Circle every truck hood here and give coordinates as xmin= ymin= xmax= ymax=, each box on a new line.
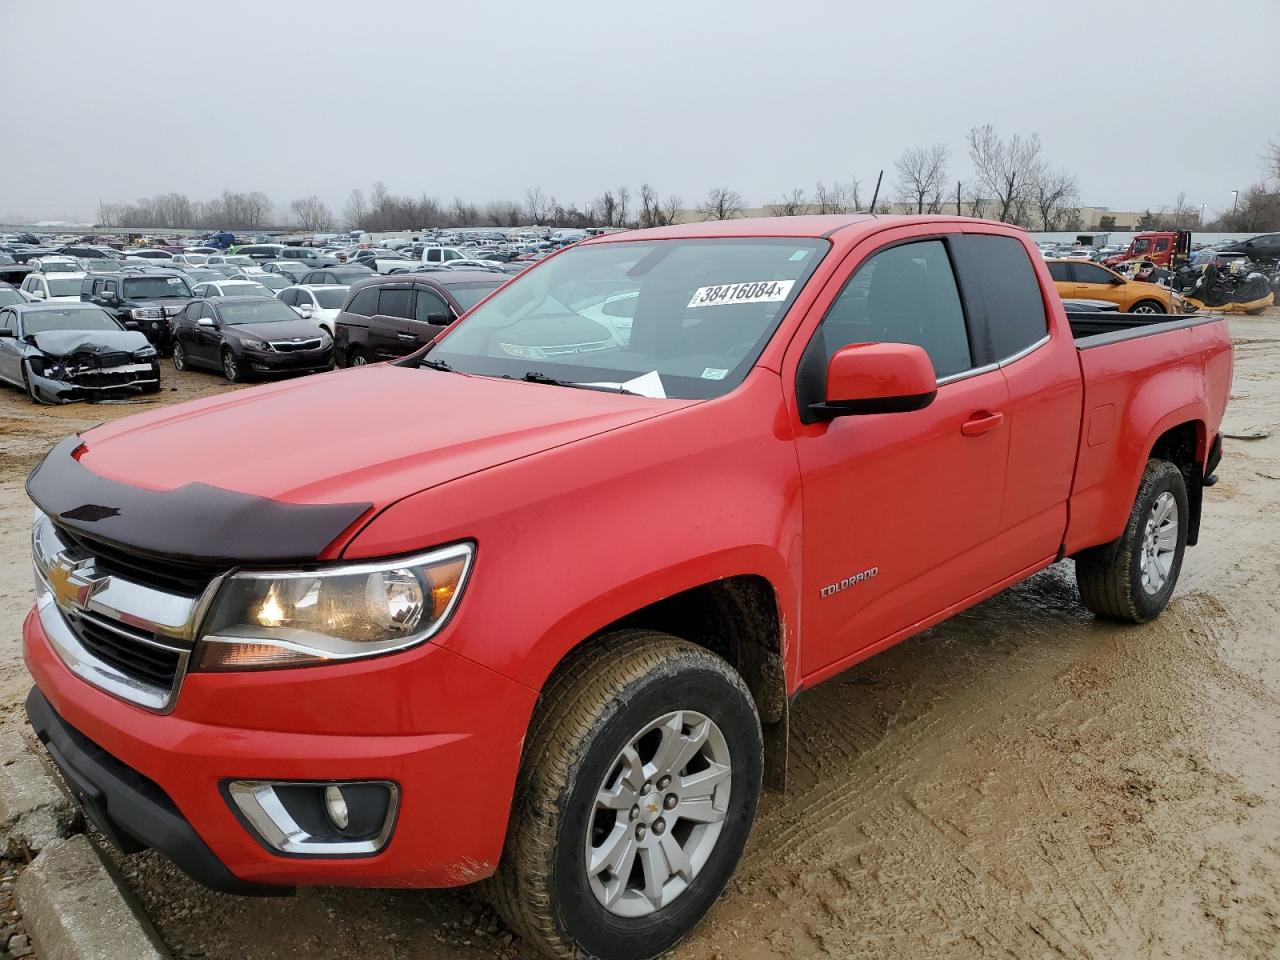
xmin=77 ymin=364 xmax=690 ymax=509
xmin=30 ymin=329 xmax=150 ymax=356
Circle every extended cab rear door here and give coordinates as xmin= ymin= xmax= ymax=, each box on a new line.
xmin=950 ymin=230 xmax=1083 ymax=572
xmin=789 ymin=226 xmax=1011 ymax=678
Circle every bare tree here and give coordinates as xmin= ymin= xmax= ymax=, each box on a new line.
xmin=697 ymin=187 xmax=745 ymax=222
xmin=813 ymin=179 xmax=852 ymax=214
xmin=967 ymin=124 xmax=1043 ymax=224
xmin=639 ymin=183 xmax=662 ymax=227
xmin=342 ymin=189 xmax=367 ymax=229
xmin=1033 ymin=168 xmax=1079 ymax=231
xmin=894 ymin=144 xmax=949 ymax=215
xmin=524 ymin=187 xmax=549 ymax=224
xmin=766 ymin=188 xmax=807 ymax=217
xmin=290 ymin=195 xmax=334 ymax=232
xmin=660 ymin=193 xmax=682 ymax=226
xmin=1267 ymin=140 xmax=1280 ymax=184
xmin=616 ymin=186 xmax=631 ymax=228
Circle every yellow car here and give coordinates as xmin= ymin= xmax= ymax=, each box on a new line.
xmin=1045 ymin=259 xmax=1177 ymax=314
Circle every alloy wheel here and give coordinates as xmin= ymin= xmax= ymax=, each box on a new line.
xmin=585 ymin=710 xmax=732 ymax=918
xmin=1139 ymin=491 xmax=1178 ymax=594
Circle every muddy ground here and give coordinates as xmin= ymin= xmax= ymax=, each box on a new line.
xmin=0 ymin=318 xmax=1277 ymax=960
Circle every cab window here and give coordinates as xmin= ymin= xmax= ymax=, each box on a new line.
xmin=813 ymin=239 xmax=972 ymax=380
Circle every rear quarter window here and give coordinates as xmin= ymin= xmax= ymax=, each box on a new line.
xmin=951 ymin=234 xmax=1048 ymax=364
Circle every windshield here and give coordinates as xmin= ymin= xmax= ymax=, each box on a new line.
xmin=23 ymin=308 xmax=120 ymax=334
xmin=0 ymin=288 xmax=23 ymax=307
xmin=314 ymin=289 xmax=348 ymax=309
xmin=124 ymin=276 xmax=192 ymax=299
xmin=39 ymin=263 xmax=80 ymax=274
xmin=224 ymin=256 xmax=254 ymax=265
xmin=448 ymin=281 xmax=502 ymax=312
xmin=255 ymin=275 xmax=289 ymax=290
xmin=47 ymin=278 xmax=84 ymax=296
xmin=1130 ymin=238 xmax=1152 ymax=254
xmin=430 ymin=238 xmax=827 ymax=399
xmin=220 ymin=300 xmax=299 ymax=325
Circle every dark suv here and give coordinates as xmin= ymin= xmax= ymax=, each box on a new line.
xmin=334 ymin=271 xmax=503 ymax=366
xmin=80 ymin=271 xmax=194 ymax=351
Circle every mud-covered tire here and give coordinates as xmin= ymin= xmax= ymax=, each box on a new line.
xmin=1075 ymin=459 xmax=1188 ymax=623
xmin=490 ymin=630 xmax=762 ymax=960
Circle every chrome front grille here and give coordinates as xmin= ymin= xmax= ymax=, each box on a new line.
xmin=268 ymin=338 xmax=323 ymax=353
xmin=32 ymin=515 xmax=221 ymax=713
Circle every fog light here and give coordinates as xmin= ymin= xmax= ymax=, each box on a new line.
xmin=324 ymin=785 xmax=350 ymax=830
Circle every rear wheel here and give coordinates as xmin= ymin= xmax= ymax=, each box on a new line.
xmin=491 ymin=631 xmax=762 ymax=960
xmin=1129 ymin=300 xmax=1166 ymax=314
xmin=347 ymin=346 xmax=369 ymax=367
xmin=1075 ymin=459 xmax=1188 ymax=622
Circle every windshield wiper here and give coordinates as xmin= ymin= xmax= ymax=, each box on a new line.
xmin=518 ymin=371 xmax=638 ymax=395
xmin=420 ymin=357 xmax=452 ymax=372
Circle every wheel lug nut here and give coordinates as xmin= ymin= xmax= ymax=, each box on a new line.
xmin=664 ymin=794 xmax=677 ymax=810
xmin=653 ymin=819 xmax=665 ymax=835
xmin=641 ymin=780 xmax=652 ymax=795
xmin=635 ymin=823 xmax=647 ymax=840
xmin=629 ymin=805 xmax=639 ymax=820
xmin=657 ymin=775 xmax=671 ymax=789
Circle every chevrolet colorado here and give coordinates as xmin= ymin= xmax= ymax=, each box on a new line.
xmin=22 ymin=215 xmax=1231 ymax=960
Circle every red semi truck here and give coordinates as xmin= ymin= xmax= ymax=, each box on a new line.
xmin=1104 ymin=229 xmax=1192 ymax=269
xmin=23 ymin=215 xmax=1231 ymax=960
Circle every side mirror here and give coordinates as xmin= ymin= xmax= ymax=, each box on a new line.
xmin=28 ymin=290 xmax=45 ymax=300
xmin=197 ymin=317 xmax=215 ymax=327
xmin=297 ymin=303 xmax=314 ymax=317
xmin=426 ymin=312 xmax=450 ymax=325
xmin=811 ymin=342 xmax=937 ymax=419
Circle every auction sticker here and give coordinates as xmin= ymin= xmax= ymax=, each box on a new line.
xmin=687 ymin=279 xmax=795 ymax=309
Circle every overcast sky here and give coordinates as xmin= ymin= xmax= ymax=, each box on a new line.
xmin=3 ymin=0 xmax=1277 ymax=224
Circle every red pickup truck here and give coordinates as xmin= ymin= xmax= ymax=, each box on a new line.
xmin=22 ymin=215 xmax=1231 ymax=960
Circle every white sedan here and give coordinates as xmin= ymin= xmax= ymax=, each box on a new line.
xmin=278 ymin=284 xmax=349 ymax=336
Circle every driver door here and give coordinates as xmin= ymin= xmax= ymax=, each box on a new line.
xmin=791 ymin=232 xmax=1011 ymax=678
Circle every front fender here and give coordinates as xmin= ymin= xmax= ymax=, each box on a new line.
xmin=343 ymin=371 xmax=804 ymax=694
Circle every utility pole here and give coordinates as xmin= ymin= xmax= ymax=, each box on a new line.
xmin=956 ymin=181 xmax=962 ymax=216
xmin=1231 ymin=190 xmax=1239 ymax=214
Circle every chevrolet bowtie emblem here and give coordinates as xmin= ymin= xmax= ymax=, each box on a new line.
xmin=47 ymin=555 xmax=104 ymax=612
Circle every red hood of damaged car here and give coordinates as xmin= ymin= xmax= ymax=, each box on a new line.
xmin=76 ymin=365 xmax=689 ymax=507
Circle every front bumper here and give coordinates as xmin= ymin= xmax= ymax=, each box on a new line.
xmin=28 ymin=361 xmax=161 ymax=404
xmin=23 ymin=606 xmax=536 ymax=891
xmin=242 ymin=346 xmax=334 ymax=375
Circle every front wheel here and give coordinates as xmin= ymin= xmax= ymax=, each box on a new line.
xmin=1129 ymin=300 xmax=1166 ymax=314
xmin=221 ymin=348 xmax=245 ymax=383
xmin=172 ymin=340 xmax=188 ymax=371
xmin=491 ymin=631 xmax=762 ymax=960
xmin=1075 ymin=459 xmax=1188 ymax=622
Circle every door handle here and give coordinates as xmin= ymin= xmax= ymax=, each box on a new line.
xmin=397 ymin=333 xmax=417 ymax=341
xmin=961 ymin=410 xmax=1004 ymax=437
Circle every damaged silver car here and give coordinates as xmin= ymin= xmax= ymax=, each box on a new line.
xmin=0 ymin=302 xmax=160 ymax=404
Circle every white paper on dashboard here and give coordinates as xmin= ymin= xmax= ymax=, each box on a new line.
xmin=580 ymin=370 xmax=667 ymax=399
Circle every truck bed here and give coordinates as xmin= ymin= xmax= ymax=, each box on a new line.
xmin=1068 ymin=311 xmax=1221 ymax=348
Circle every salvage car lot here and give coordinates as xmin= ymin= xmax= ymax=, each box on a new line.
xmin=1 ymin=309 xmax=1278 ymax=959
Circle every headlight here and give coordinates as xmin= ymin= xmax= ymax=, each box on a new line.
xmin=130 ymin=307 xmax=163 ymax=319
xmin=192 ymin=543 xmax=473 ymax=671
xmin=239 ymin=337 xmax=268 ymax=351
xmin=319 ymin=332 xmax=333 ymax=347
xmin=133 ymin=346 xmax=158 ymax=359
